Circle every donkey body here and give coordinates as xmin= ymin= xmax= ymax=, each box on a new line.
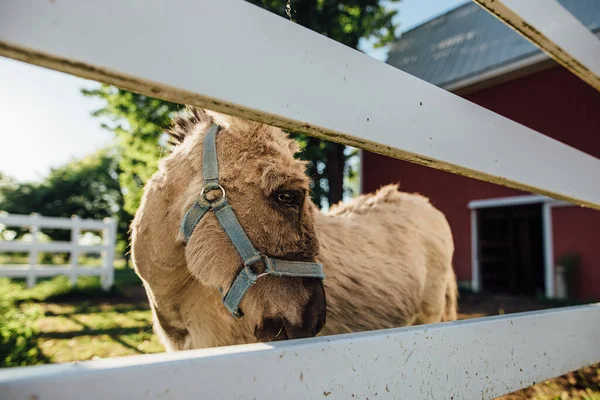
xmin=315 ymin=185 xmax=457 ymax=335
xmin=131 ymin=109 xmax=457 ymax=351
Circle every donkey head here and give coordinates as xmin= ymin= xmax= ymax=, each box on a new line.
xmin=168 ymin=108 xmax=326 ymax=342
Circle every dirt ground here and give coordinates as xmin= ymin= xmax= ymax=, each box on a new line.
xmin=457 ymin=291 xmax=568 ymax=320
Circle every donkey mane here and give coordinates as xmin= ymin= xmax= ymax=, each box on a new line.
xmin=167 ymin=108 xmax=303 ymax=158
xmin=167 ymin=107 xmax=211 ymax=146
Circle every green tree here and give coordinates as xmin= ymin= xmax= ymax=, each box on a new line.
xmin=83 ymin=0 xmax=400 ymax=210
xmin=0 ymin=149 xmax=130 ymax=256
xmin=0 ymin=173 xmax=17 ymax=204
xmin=80 ymin=87 xmax=182 ymax=216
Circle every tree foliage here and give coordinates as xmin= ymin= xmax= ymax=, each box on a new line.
xmin=252 ymin=0 xmax=400 ymax=49
xmin=0 ymin=149 xmax=129 ymax=249
xmin=80 ymin=87 xmax=182 ymax=215
xmin=255 ymin=0 xmax=400 ymax=206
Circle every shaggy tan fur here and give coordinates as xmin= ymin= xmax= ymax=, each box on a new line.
xmin=131 ymin=108 xmax=458 ymax=351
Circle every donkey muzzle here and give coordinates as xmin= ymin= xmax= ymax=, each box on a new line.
xmin=254 ymin=279 xmax=326 ymax=342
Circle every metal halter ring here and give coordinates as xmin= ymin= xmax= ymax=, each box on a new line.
xmin=200 ymin=183 xmax=226 ymax=204
xmin=252 ymin=254 xmax=274 ymax=279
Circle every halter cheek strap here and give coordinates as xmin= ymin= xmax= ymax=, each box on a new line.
xmin=180 ymin=124 xmax=325 ymax=318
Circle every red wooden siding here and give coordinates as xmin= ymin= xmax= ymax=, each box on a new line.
xmin=552 ymin=206 xmax=600 ymax=301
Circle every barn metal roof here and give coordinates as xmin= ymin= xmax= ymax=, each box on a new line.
xmin=386 ymin=0 xmax=600 ymax=88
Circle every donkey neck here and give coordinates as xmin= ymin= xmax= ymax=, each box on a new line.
xmin=131 ymin=169 xmax=194 ymax=294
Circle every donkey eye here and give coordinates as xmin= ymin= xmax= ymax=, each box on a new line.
xmin=277 ymin=192 xmax=296 ymax=206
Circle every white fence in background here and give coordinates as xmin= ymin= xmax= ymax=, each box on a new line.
xmin=0 ymin=213 xmax=117 ymax=290
xmin=0 ymin=0 xmax=599 ymax=399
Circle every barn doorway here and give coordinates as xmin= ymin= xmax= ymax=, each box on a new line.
xmin=477 ymin=203 xmax=545 ymax=296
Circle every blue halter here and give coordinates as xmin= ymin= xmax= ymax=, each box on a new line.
xmin=180 ymin=124 xmax=325 ymax=318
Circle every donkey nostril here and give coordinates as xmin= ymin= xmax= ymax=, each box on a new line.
xmin=255 ymin=317 xmax=289 ymax=342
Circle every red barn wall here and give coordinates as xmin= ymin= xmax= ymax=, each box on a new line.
xmin=552 ymin=207 xmax=600 ymax=301
xmin=361 ymin=66 xmax=600 ymax=299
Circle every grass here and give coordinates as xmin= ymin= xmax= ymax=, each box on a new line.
xmin=0 ymin=267 xmax=599 ymax=399
xmin=0 ymin=265 xmax=164 ymax=365
xmin=31 ymin=301 xmax=163 ymax=362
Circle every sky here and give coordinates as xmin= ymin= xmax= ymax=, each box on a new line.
xmin=0 ymin=0 xmax=468 ymax=182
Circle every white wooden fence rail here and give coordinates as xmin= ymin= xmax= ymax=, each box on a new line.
xmin=0 ymin=0 xmax=599 ymax=399
xmin=0 ymin=213 xmax=117 ymax=290
xmin=475 ymin=0 xmax=600 ymax=92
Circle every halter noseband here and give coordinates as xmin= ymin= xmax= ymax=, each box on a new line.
xmin=180 ymin=124 xmax=325 ymax=318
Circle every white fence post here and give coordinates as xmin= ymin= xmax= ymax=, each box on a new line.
xmin=101 ymin=218 xmax=116 ymax=291
xmin=542 ymin=202 xmax=555 ymax=298
xmin=470 ymin=209 xmax=480 ymax=293
xmin=69 ymin=215 xmax=80 ymax=286
xmin=26 ymin=213 xmax=38 ymax=288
